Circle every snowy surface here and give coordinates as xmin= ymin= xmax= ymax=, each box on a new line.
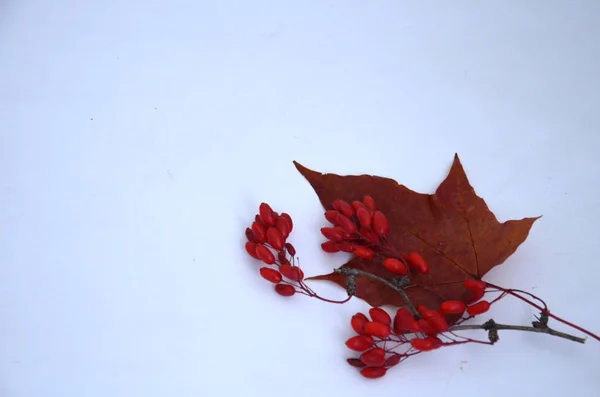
xmin=1 ymin=1 xmax=599 ymax=396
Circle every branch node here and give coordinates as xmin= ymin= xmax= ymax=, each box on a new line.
xmin=482 ymin=319 xmax=497 ymax=331
xmin=392 ymin=276 xmax=411 ymax=289
xmin=345 ymin=276 xmax=356 ymax=297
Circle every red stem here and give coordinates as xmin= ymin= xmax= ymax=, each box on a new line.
xmin=485 ymin=282 xmax=600 ymax=342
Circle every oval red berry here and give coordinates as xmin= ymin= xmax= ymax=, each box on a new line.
xmin=440 ymin=300 xmax=466 ymax=314
xmin=259 ymin=203 xmax=275 ymax=227
xmin=383 ymin=258 xmax=408 ymax=275
xmin=393 ymin=308 xmax=420 ymax=334
xmin=255 ymin=245 xmax=275 ymax=264
xmin=369 ymin=307 xmax=391 ymax=325
xmin=384 ymin=354 xmax=402 ymax=367
xmin=361 ymin=366 xmax=387 ymax=379
xmin=351 ymin=313 xmax=369 ymax=334
xmin=320 ymin=227 xmax=343 ymax=242
xmin=364 ymin=322 xmax=391 ymax=338
xmin=464 ymin=278 xmax=486 ymax=292
xmin=251 ymin=222 xmax=267 ymax=244
xmin=345 ymin=335 xmax=375 ymax=352
xmin=406 ymin=252 xmax=429 ymax=274
xmin=352 ymin=200 xmax=368 ymax=212
xmin=360 ymin=347 xmax=386 ymax=366
xmin=362 ymin=195 xmax=376 ymax=210
xmin=371 ymin=211 xmax=389 ymax=236
xmin=353 ymin=246 xmax=375 ymax=260
xmin=245 ymin=242 xmax=259 ymax=259
xmin=284 ymin=242 xmax=296 ymax=256
xmin=266 ymin=227 xmax=285 ymax=251
xmin=417 ymin=319 xmax=437 ymax=337
xmin=259 ymin=267 xmax=282 ymax=283
xmin=336 ymin=213 xmax=357 ymax=234
xmin=467 ymin=300 xmax=491 ymax=316
xmin=280 ymin=212 xmax=293 ymax=233
xmin=275 ymin=217 xmax=290 ymax=238
xmin=411 ymin=338 xmax=434 ymax=351
xmin=356 ymin=207 xmax=371 ymax=228
xmin=332 ymin=199 xmax=354 ymax=218
xmin=335 ymin=241 xmax=355 ymax=253
xmin=274 ymin=283 xmax=295 ymax=296
xmin=321 ymin=240 xmax=340 ymax=253
xmin=347 ymin=358 xmax=366 ymax=368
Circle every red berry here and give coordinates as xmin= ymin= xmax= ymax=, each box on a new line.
xmin=254 ymin=214 xmax=264 ymax=226
xmin=356 ymin=207 xmax=372 ymax=228
xmin=320 ymin=227 xmax=343 ymax=242
xmin=371 ymin=211 xmax=389 ymax=236
xmin=345 ymin=335 xmax=375 ymax=352
xmin=274 ymin=283 xmax=295 ymax=296
xmin=347 ymin=358 xmax=366 ymax=368
xmin=277 ymin=250 xmax=289 ymax=265
xmin=245 ymin=227 xmax=257 ymax=243
xmin=360 ymin=347 xmax=386 ymax=366
xmin=275 ymin=217 xmax=290 ymax=238
xmin=321 ymin=240 xmax=340 ymax=253
xmin=467 ymin=300 xmax=491 ymax=316
xmin=424 ymin=312 xmax=448 ymax=333
xmin=362 ymin=195 xmax=376 ymax=210
xmin=259 ymin=203 xmax=275 ymax=227
xmin=440 ymin=300 xmax=466 ymax=314
xmin=464 ymin=278 xmax=486 ymax=292
xmin=352 ymin=200 xmax=368 ymax=212
xmin=358 ymin=227 xmax=379 ymax=243
xmin=280 ymin=265 xmax=303 ymax=281
xmin=369 ymin=308 xmax=391 ymax=325
xmin=284 ymin=242 xmax=296 ymax=256
xmin=384 ymin=354 xmax=401 ymax=367
xmin=245 ymin=241 xmax=260 ymax=259
xmin=364 ymin=322 xmax=391 ymax=338
xmin=335 ymin=241 xmax=355 ymax=253
xmin=428 ymin=336 xmax=443 ymax=349
xmin=351 ymin=313 xmax=369 ymax=334
xmin=353 ymin=246 xmax=375 ymax=260
xmin=324 ymin=210 xmax=340 ymax=225
xmin=411 ymin=337 xmax=434 ymax=351
xmin=467 ymin=288 xmax=485 ymax=304
xmin=406 ymin=252 xmax=429 ymax=274
xmin=361 ymin=366 xmax=387 ymax=379
xmin=336 ymin=213 xmax=357 ymax=234
xmin=255 ymin=245 xmax=275 ymax=264
xmin=383 ymin=258 xmax=408 ymax=275
xmin=393 ymin=308 xmax=420 ymax=334
xmin=280 ymin=213 xmax=293 ymax=233
xmin=251 ymin=222 xmax=267 ymax=244
xmin=332 ymin=199 xmax=354 ymax=218
xmin=259 ymin=267 xmax=282 ymax=283
xmin=266 ymin=227 xmax=285 ymax=251
xmin=417 ymin=319 xmax=438 ymax=337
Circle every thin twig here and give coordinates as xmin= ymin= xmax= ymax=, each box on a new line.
xmin=334 ymin=267 xmax=420 ymax=317
xmin=450 ymin=319 xmax=586 ymax=344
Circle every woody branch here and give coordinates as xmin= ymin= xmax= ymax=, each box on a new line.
xmin=334 ymin=267 xmax=587 ymax=344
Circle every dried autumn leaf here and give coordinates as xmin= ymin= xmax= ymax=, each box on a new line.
xmin=293 ymin=154 xmax=539 ymax=321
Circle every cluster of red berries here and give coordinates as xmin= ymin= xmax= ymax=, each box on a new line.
xmin=245 ymin=203 xmax=303 ymax=297
xmin=320 ymin=195 xmax=429 ymax=276
xmin=346 ymin=278 xmax=491 ymax=379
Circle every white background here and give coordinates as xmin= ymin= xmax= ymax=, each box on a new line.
xmin=1 ymin=1 xmax=599 ymax=396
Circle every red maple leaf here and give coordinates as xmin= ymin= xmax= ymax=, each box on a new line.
xmin=293 ymin=154 xmax=540 ymax=317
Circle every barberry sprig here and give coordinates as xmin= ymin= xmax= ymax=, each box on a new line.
xmin=245 ymin=202 xmax=351 ymax=304
xmin=244 ymin=196 xmax=600 ymax=381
